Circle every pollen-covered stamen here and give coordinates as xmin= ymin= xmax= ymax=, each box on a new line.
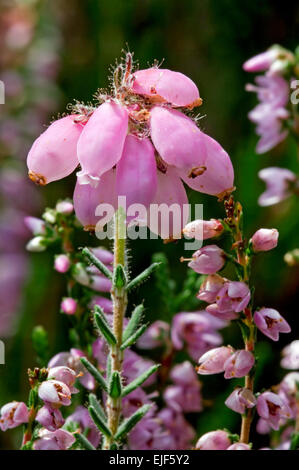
xmin=28 ymin=171 xmax=47 ymax=186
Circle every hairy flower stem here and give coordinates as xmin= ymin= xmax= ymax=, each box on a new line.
xmin=224 ymin=196 xmax=256 ymax=445
xmin=104 ymin=209 xmax=128 ymax=449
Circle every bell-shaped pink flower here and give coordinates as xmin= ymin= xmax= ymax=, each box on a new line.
xmin=47 ymin=366 xmax=78 ymax=393
xmin=54 ymin=254 xmax=71 ymax=273
xmin=132 ymin=67 xmax=202 ymax=108
xmin=178 ymin=133 xmax=234 ymax=196
xmin=197 ymin=274 xmax=226 ymax=304
xmin=187 ymin=245 xmax=226 ymax=275
xmin=258 ymin=167 xmax=296 ymax=207
xmin=148 ymin=167 xmax=189 ymax=240
xmin=251 ymin=228 xmax=279 ymax=252
xmin=206 ymin=280 xmax=251 ymax=320
xmin=196 ymin=430 xmax=231 ymax=450
xmin=38 ymin=380 xmax=72 ymax=407
xmin=60 ymin=297 xmax=77 ymax=315
xmin=27 ymin=115 xmax=82 ymax=185
xmin=257 ymin=391 xmax=292 ymax=430
xmin=225 ymin=387 xmax=257 ymax=414
xmin=281 ymin=341 xmax=299 ymax=370
xmin=254 ymin=307 xmax=291 ymax=341
xmin=48 ymin=349 xmax=95 ymax=391
xmin=227 ymin=443 xmax=251 ymax=450
xmin=183 ymin=219 xmax=224 ymax=241
xmin=197 ymin=346 xmax=234 ymax=375
xmin=35 ymin=405 xmax=65 ymax=431
xmin=116 ymin=135 xmax=157 ymax=208
xmin=223 ymin=350 xmax=255 ymax=379
xmin=0 ymin=401 xmax=29 ymax=431
xmin=150 ymin=106 xmax=207 ymax=171
xmin=73 ymin=169 xmax=116 ymax=230
xmin=137 ymin=320 xmax=170 ymax=349
xmin=34 ymin=429 xmax=75 ymax=450
xmin=77 ymin=101 xmax=128 ymax=184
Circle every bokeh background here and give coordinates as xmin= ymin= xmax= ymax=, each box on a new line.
xmin=0 ymin=0 xmax=298 ymax=450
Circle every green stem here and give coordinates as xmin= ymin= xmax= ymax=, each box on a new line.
xmin=104 ymin=209 xmax=127 ymax=449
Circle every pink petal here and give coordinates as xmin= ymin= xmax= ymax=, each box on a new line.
xmin=73 ymin=169 xmax=116 ymax=230
xmin=179 ymin=133 xmax=234 ymax=196
xmin=77 ymin=101 xmax=128 ymax=182
xmin=27 ymin=116 xmax=82 ymax=185
xmin=132 ymin=68 xmax=201 ymax=108
xmin=150 ymin=106 xmax=207 ymax=171
xmin=116 ymin=135 xmax=157 ymax=207
xmin=148 ymin=168 xmax=189 ymax=239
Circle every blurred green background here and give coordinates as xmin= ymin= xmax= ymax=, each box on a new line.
xmin=0 ymin=0 xmax=298 ymax=450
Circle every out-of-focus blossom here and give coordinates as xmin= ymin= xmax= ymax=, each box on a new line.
xmin=123 ymin=350 xmax=156 ymax=387
xmin=254 ymin=308 xmax=291 ymax=341
xmin=164 ymin=361 xmax=202 ymax=413
xmin=171 ymin=311 xmax=223 ymax=361
xmin=195 ymin=430 xmax=231 ymax=450
xmin=89 ymin=296 xmax=113 ymax=314
xmin=187 ymin=245 xmax=226 ymax=275
xmin=206 ymin=281 xmax=251 ymax=320
xmin=122 ymin=388 xmax=154 ymax=418
xmin=60 ymin=298 xmax=77 ymax=316
xmin=54 ymin=254 xmax=71 ymax=273
xmin=246 ymin=75 xmax=290 ymax=154
xmin=55 ymin=200 xmax=74 ymax=215
xmin=281 ymin=341 xmax=299 ymax=369
xmin=223 ymin=350 xmax=255 ymax=379
xmin=24 ymin=216 xmax=45 ymax=235
xmin=26 ymin=235 xmax=46 ymax=252
xmin=0 ymin=402 xmax=29 ymax=431
xmin=36 ymin=405 xmax=64 ymax=432
xmin=128 ymin=416 xmax=174 ymax=450
xmin=258 ymin=167 xmax=297 ymax=206
xmin=66 ymin=406 xmax=101 ymax=448
xmin=158 ymin=408 xmax=195 ymax=450
xmin=227 ymin=443 xmax=251 ymax=450
xmin=34 ymin=429 xmax=75 ymax=450
xmin=251 ymin=228 xmax=279 ymax=252
xmin=243 ymin=47 xmax=282 ymax=73
xmin=197 ymin=346 xmax=234 ymax=375
xmin=183 ymin=219 xmax=224 ymax=241
xmin=137 ymin=321 xmax=170 ymax=349
xmin=38 ymin=380 xmax=72 ymax=407
xmin=225 ymin=387 xmax=257 ymax=414
xmin=257 ymin=391 xmax=292 ymax=430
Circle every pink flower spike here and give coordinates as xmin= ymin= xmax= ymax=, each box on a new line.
xmin=27 ymin=115 xmax=82 ymax=185
xmin=38 ymin=380 xmax=72 ymax=407
xmin=35 ymin=406 xmax=65 ymax=432
xmin=73 ymin=169 xmax=116 ymax=231
xmin=197 ymin=346 xmax=234 ymax=375
xmin=196 ymin=430 xmax=231 ymax=450
xmin=54 ymin=254 xmax=71 ymax=273
xmin=77 ymin=101 xmax=128 ymax=183
xmin=254 ymin=308 xmax=291 ymax=341
xmin=257 ymin=392 xmax=292 ymax=431
xmin=60 ymin=297 xmax=77 ymax=315
xmin=132 ymin=68 xmax=202 ymax=108
xmin=178 ymin=133 xmax=234 ymax=197
xmin=148 ymin=167 xmax=189 ymax=240
xmin=225 ymin=387 xmax=257 ymax=414
xmin=251 ymin=228 xmax=279 ymax=252
xmin=150 ymin=106 xmax=207 ymax=171
xmin=116 ymin=135 xmax=157 ymax=208
xmin=0 ymin=402 xmax=29 ymax=431
xmin=187 ymin=245 xmax=226 ymax=275
xmin=223 ymin=350 xmax=255 ymax=379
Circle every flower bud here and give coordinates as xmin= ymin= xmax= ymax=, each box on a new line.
xmin=223 ymin=350 xmax=255 ymax=379
xmin=196 ymin=430 xmax=231 ymax=450
xmin=183 ymin=219 xmax=224 ymax=240
xmin=187 ymin=245 xmax=226 ymax=274
xmin=0 ymin=402 xmax=29 ymax=431
xmin=47 ymin=366 xmax=78 ymax=392
xmin=35 ymin=405 xmax=65 ymax=431
xmin=56 ymin=200 xmax=74 ymax=215
xmin=60 ymin=298 xmax=77 ymax=315
xmin=54 ymin=254 xmax=71 ymax=273
xmin=26 ymin=236 xmax=46 ymax=252
xmin=197 ymin=346 xmax=233 ymax=375
xmin=24 ymin=216 xmax=46 ymax=235
xmin=225 ymin=387 xmax=256 ymax=414
xmin=251 ymin=228 xmax=278 ymax=252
